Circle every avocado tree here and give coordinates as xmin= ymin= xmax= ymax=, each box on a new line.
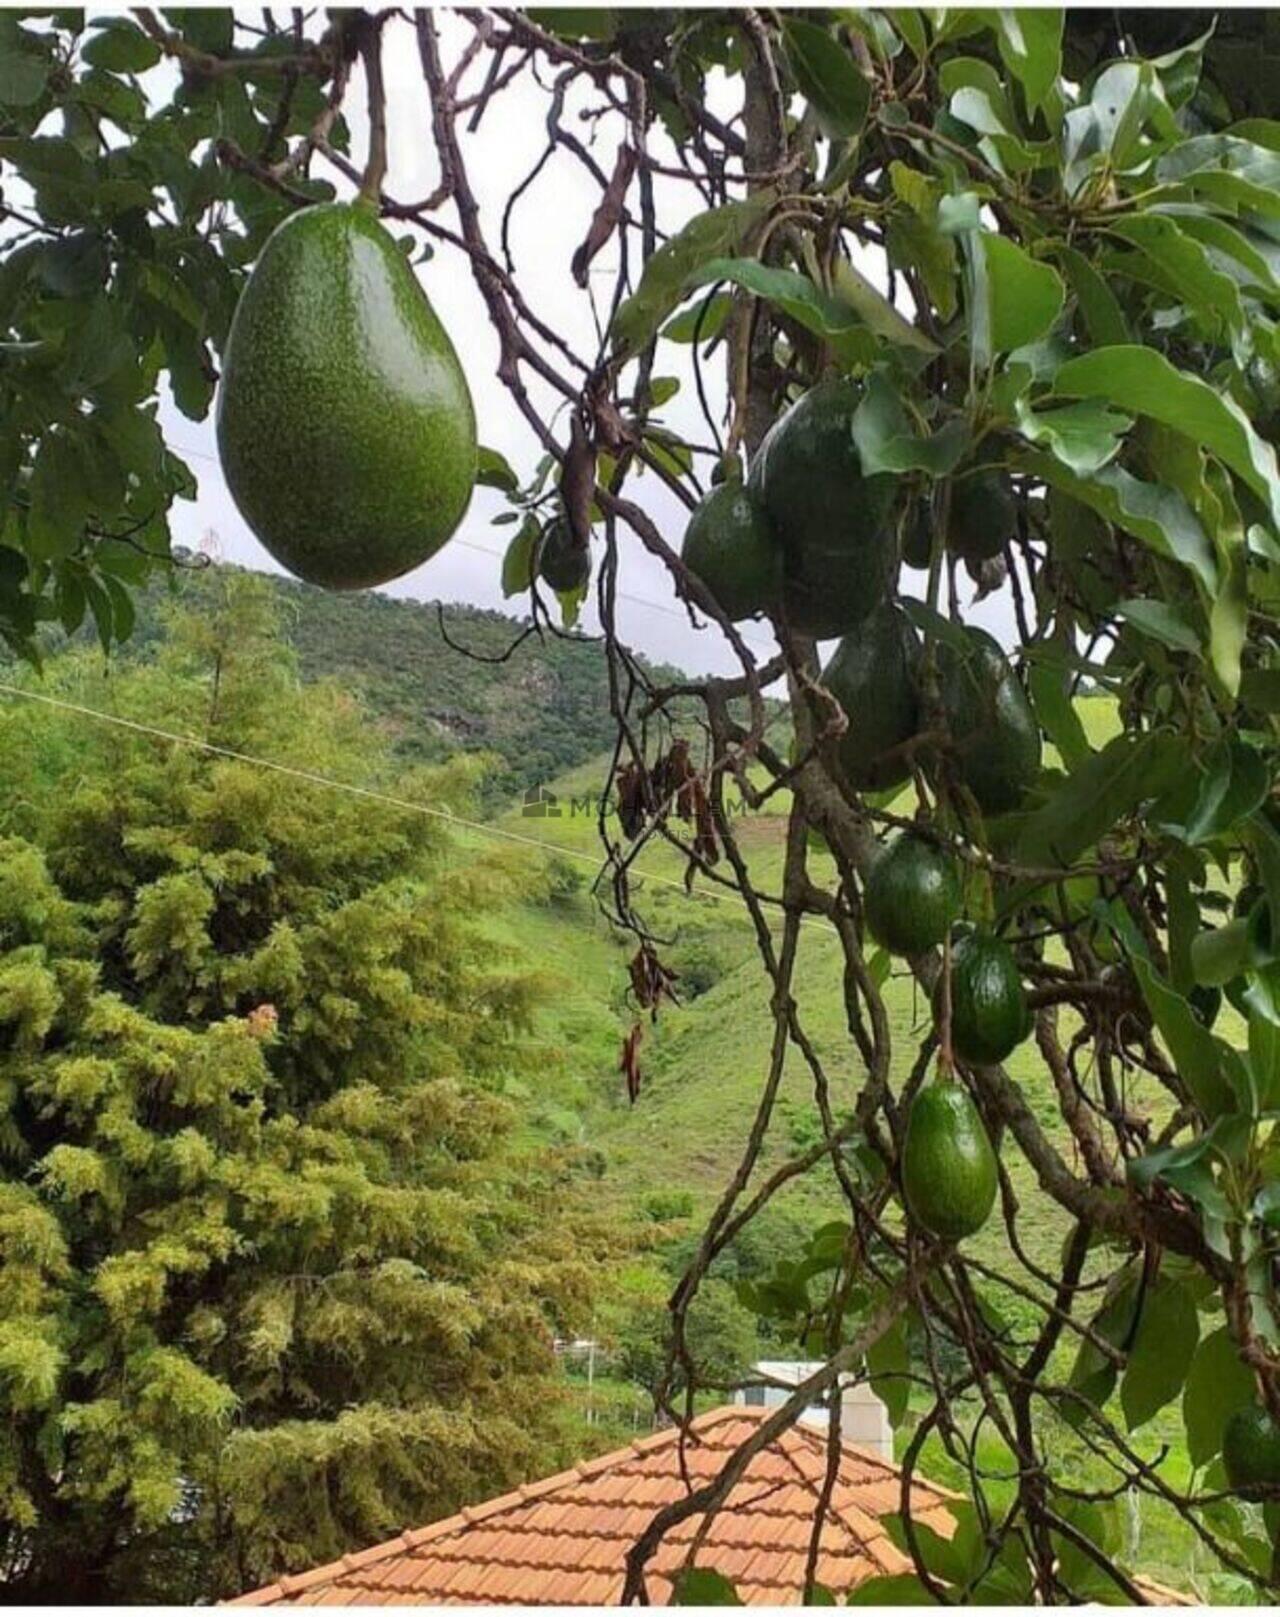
xmin=6 ymin=4 xmax=1280 ymax=1604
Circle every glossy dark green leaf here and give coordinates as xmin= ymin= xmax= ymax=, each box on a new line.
xmin=501 ymin=515 xmax=539 ymax=598
xmin=1013 ymin=397 xmax=1129 ymax=476
xmin=1053 ymin=346 xmax=1280 ymax=528
xmin=851 ymin=373 xmax=970 ymax=476
xmin=1027 ymin=655 xmax=1091 ymax=768
xmin=994 ymin=8 xmax=1062 ymax=113
xmin=1177 ymin=741 xmax=1269 ymax=846
xmin=1114 ymin=598 xmax=1201 ymax=656
xmin=1183 ymin=1326 xmax=1256 ymax=1466
xmin=1017 ymin=451 xmax=1217 ymax=592
xmin=81 ymin=20 xmax=162 ymax=73
xmin=612 ymin=197 xmax=771 ymax=358
xmin=982 ymin=236 xmax=1065 ymax=354
xmin=782 ymin=19 xmax=870 ymax=141
xmin=0 ymin=19 xmax=51 ymax=106
xmin=1133 ymin=957 xmax=1237 ymax=1119
xmin=672 ymin=1568 xmax=743 ymax=1606
xmin=476 ymin=446 xmax=519 ymax=494
xmin=1121 ymin=1280 xmax=1199 ymax=1430
xmin=685 ymin=258 xmax=876 ymax=366
xmin=1015 ymin=732 xmax=1181 ymax=871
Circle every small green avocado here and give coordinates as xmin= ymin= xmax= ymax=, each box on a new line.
xmin=218 ymin=201 xmax=476 ymax=591
xmin=537 ymin=516 xmax=591 ymax=593
xmin=681 ymin=481 xmax=781 ymax=621
xmin=949 ymin=928 xmax=1029 ymax=1066
xmin=937 ymin=626 xmax=1042 ymax=815
xmin=901 ymin=1081 xmax=998 ymax=1241
xmin=1223 ymin=1403 xmax=1280 ymax=1496
xmin=748 ymin=378 xmax=898 ymax=638
xmin=947 ymin=470 xmax=1017 ymax=563
xmin=822 ymin=604 xmax=922 ymax=792
xmin=864 ymin=833 xmax=961 ymax=957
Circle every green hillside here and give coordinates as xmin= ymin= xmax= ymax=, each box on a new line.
xmin=116 ymin=561 xmax=687 ymax=805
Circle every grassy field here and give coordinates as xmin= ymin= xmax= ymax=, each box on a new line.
xmin=465 ymin=696 xmax=1248 ymax=1597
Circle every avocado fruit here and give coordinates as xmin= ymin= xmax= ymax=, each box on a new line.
xmin=903 ymin=502 xmax=933 ymax=570
xmin=749 ymin=378 xmax=897 ymax=638
xmin=937 ymin=626 xmax=1041 ymax=814
xmin=822 ymin=605 xmax=922 ymax=792
xmin=537 ymin=516 xmax=590 ymax=593
xmin=1189 ymin=982 xmax=1223 ymax=1030
xmin=1222 ymin=1403 xmax=1280 ymax=1496
xmin=681 ymin=481 xmax=781 ymax=622
xmin=901 ymin=1081 xmax=998 ymax=1241
xmin=949 ymin=928 xmax=1029 ymax=1065
xmin=947 ymin=469 xmax=1017 ymax=563
xmin=864 ymin=833 xmax=961 ymax=957
xmin=218 ymin=201 xmax=476 ymax=591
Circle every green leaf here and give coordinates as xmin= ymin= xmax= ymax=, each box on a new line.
xmin=661 ymin=293 xmax=732 ymax=344
xmin=1178 ymin=741 xmax=1269 ymax=846
xmin=0 ymin=20 xmax=51 ymax=106
xmin=1016 ymin=452 xmax=1217 ymax=593
xmin=848 ymin=1573 xmax=936 ymax=1605
xmin=1115 ymin=598 xmax=1201 ymax=656
xmin=1133 ymin=956 xmax=1237 ymax=1120
xmin=851 ymin=373 xmax=970 ymax=477
xmin=782 ymin=19 xmax=870 ymax=141
xmin=994 ymin=8 xmax=1062 ymax=114
xmin=685 ymin=258 xmax=876 ymax=366
xmin=1106 ymin=214 xmax=1248 ymax=352
xmin=501 ymin=515 xmax=538 ymax=597
xmin=1190 ymin=919 xmax=1252 ymax=988
xmin=1050 ymin=244 xmax=1130 ymax=346
xmin=1053 ymin=346 xmax=1280 ymax=529
xmin=81 ymin=20 xmax=162 ymax=73
xmin=28 ymin=430 xmax=89 ymax=561
xmin=982 ymin=236 xmax=1065 ymax=354
xmin=1183 ymin=1327 xmax=1256 ymax=1466
xmin=1121 ymin=1280 xmax=1199 ymax=1430
xmin=865 ymin=1307 xmax=909 ymax=1427
xmin=1027 ymin=656 xmax=1091 ymax=769
xmin=612 ymin=196 xmax=771 ymax=358
xmin=1012 ymin=397 xmax=1129 ymax=477
xmin=1249 ymin=1009 xmax=1280 ymax=1112
xmin=1014 ymin=732 xmax=1181 ymax=871
xmin=476 ymin=446 xmax=519 ymax=494
xmin=830 ymin=258 xmax=939 ymax=354
xmin=672 ymin=1568 xmax=742 ymax=1606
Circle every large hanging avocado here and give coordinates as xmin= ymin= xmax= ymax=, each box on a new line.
xmin=1222 ymin=1403 xmax=1280 ymax=1495
xmin=537 ymin=515 xmax=590 ymax=593
xmin=218 ymin=202 xmax=477 ymax=590
xmin=681 ymin=481 xmax=781 ymax=622
xmin=947 ymin=469 xmax=1017 ymax=563
xmin=748 ymin=378 xmax=897 ymax=638
xmin=937 ymin=626 xmax=1041 ymax=814
xmin=901 ymin=1081 xmax=998 ymax=1241
xmin=864 ymin=832 xmax=961 ymax=957
xmin=823 ymin=605 xmax=922 ymax=792
xmin=949 ymin=928 xmax=1029 ymax=1066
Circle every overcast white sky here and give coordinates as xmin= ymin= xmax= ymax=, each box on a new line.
xmin=158 ymin=9 xmax=1013 ymax=677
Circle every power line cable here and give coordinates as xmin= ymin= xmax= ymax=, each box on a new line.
xmin=169 ymin=439 xmax=779 ymax=657
xmin=0 ymin=680 xmax=834 ymax=938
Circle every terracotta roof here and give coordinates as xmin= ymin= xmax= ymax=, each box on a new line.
xmin=229 ymin=1405 xmax=959 ymax=1607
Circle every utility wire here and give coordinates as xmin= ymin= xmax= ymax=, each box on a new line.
xmin=169 ymin=438 xmax=779 ymax=656
xmin=0 ymin=680 xmax=834 ymax=938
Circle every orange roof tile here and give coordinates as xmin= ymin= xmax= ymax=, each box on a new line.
xmin=228 ymin=1406 xmax=1189 ymax=1607
xmin=230 ymin=1407 xmax=954 ymax=1607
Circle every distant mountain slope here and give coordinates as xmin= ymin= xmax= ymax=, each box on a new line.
xmin=126 ymin=561 xmax=688 ymax=805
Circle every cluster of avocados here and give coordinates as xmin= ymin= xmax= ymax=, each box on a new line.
xmin=680 ymin=375 xmax=1044 ymax=1248
xmin=218 ymin=201 xmax=478 ymax=591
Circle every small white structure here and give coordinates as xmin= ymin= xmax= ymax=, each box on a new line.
xmin=734 ymin=1360 xmax=894 ymax=1461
